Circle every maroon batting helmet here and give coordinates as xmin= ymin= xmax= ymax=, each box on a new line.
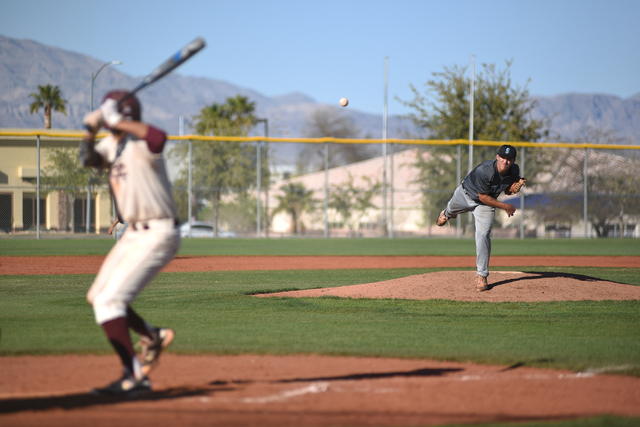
xmin=102 ymin=90 xmax=141 ymax=122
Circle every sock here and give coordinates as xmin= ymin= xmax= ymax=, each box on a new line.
xmin=126 ymin=306 xmax=154 ymax=341
xmin=101 ymin=317 xmax=136 ymax=376
xmin=131 ymin=355 xmax=144 ymax=380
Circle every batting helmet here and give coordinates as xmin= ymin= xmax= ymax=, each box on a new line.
xmin=102 ymin=90 xmax=142 ymax=122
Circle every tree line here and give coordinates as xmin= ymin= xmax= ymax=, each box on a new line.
xmin=32 ymin=59 xmax=640 ymax=237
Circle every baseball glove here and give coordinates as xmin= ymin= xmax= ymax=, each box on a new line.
xmin=505 ymin=177 xmax=526 ymax=195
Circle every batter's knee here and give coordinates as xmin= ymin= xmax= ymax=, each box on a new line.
xmin=92 ymin=295 xmax=128 ymax=325
xmin=86 ymin=284 xmax=101 ymax=306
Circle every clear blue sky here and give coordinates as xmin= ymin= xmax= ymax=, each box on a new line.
xmin=2 ymin=0 xmax=638 ymax=116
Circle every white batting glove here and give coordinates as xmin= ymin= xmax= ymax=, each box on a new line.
xmin=100 ymin=98 xmax=124 ymax=128
xmin=82 ymin=109 xmax=104 ymax=133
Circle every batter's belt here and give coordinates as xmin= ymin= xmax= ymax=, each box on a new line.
xmin=131 ymin=218 xmax=179 ymax=231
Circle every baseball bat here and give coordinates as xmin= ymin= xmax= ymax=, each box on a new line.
xmin=84 ymin=37 xmax=206 ymax=133
xmin=118 ymin=37 xmax=206 ymax=106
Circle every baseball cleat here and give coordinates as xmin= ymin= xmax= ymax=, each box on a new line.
xmin=436 ymin=210 xmax=449 ymax=226
xmin=91 ymin=373 xmax=151 ymax=396
xmin=140 ymin=327 xmax=175 ymax=375
xmin=475 ymin=275 xmax=490 ymax=292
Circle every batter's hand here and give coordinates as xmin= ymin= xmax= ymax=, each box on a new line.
xmin=83 ymin=109 xmax=104 ymax=134
xmin=100 ymin=98 xmax=124 ymax=129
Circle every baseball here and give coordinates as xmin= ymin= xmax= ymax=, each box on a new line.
xmin=339 ymin=97 xmax=349 ymax=107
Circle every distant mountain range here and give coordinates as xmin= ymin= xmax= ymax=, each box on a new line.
xmin=2 ymin=34 xmax=639 ymax=164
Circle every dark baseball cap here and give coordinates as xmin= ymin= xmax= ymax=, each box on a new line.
xmin=497 ymin=145 xmax=517 ymax=160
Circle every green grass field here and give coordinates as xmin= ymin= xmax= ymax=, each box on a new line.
xmin=443 ymin=417 xmax=639 ymax=427
xmin=1 ymin=238 xmax=639 ymax=427
xmin=2 ymin=236 xmax=640 ymax=256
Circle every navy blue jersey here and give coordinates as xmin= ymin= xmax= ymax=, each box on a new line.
xmin=462 ymin=159 xmax=520 ymax=203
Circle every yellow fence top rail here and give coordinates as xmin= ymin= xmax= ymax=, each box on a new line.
xmin=0 ymin=131 xmax=638 ymax=151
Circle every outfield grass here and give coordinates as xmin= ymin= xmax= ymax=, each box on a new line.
xmin=1 ymin=236 xmax=640 ymax=256
xmin=1 ymin=267 xmax=638 ymax=377
xmin=444 ymin=416 xmax=640 ymax=427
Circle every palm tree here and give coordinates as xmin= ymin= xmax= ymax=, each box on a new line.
xmin=226 ymin=95 xmax=256 ymax=129
xmin=29 ymin=84 xmax=68 ymax=129
xmin=272 ymin=182 xmax=317 ymax=235
xmin=187 ymin=96 xmax=257 ymax=236
xmin=193 ymin=103 xmax=226 ymax=135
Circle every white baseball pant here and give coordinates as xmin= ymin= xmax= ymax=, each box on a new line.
xmin=87 ymin=218 xmax=180 ymax=325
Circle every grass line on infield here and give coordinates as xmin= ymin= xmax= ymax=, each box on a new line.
xmin=1 ymin=237 xmax=640 ymax=256
xmin=1 ymin=267 xmax=639 ymax=377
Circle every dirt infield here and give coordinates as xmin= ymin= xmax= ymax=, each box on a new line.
xmin=1 ymin=255 xmax=640 ymax=426
xmin=1 ymin=255 xmax=640 ymax=275
xmin=2 ymin=354 xmax=639 ymax=427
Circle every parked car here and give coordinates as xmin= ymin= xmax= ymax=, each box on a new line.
xmin=179 ymin=221 xmax=236 ymax=238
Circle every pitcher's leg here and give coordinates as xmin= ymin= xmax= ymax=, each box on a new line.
xmin=473 ymin=204 xmax=495 ymax=278
xmin=445 ymin=186 xmax=477 ymax=218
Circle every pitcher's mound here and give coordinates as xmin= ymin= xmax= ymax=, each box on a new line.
xmin=258 ymin=271 xmax=640 ymax=302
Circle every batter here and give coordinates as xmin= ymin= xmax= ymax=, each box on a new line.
xmin=80 ymin=90 xmax=180 ymax=395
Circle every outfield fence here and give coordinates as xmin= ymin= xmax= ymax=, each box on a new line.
xmin=1 ymin=131 xmax=639 ymax=239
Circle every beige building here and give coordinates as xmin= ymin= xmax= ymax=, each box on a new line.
xmin=0 ymin=129 xmax=114 ymax=234
xmin=266 ymin=148 xmax=451 ymax=238
xmin=265 ymin=147 xmax=640 ymax=239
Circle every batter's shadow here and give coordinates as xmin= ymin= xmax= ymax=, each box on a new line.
xmin=273 ymin=367 xmax=463 ymax=384
xmin=204 ymin=367 xmax=463 ymax=388
xmin=488 ymin=271 xmax=620 ymax=290
xmin=0 ymin=386 xmax=227 ymax=414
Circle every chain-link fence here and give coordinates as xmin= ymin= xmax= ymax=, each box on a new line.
xmin=0 ymin=132 xmax=114 ymax=239
xmin=2 ymin=131 xmax=639 ymax=239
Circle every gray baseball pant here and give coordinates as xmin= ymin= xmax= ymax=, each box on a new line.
xmin=444 ymin=185 xmax=495 ymax=278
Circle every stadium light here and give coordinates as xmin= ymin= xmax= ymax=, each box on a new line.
xmin=87 ymin=60 xmax=121 ymax=234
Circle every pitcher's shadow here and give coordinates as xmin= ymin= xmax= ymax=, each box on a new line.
xmin=489 ymin=271 xmax=619 ymax=290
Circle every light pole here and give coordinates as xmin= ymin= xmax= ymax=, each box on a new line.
xmin=90 ymin=60 xmax=122 ymax=111
xmin=89 ymin=60 xmax=121 ymax=235
xmin=255 ymin=118 xmax=268 ymax=238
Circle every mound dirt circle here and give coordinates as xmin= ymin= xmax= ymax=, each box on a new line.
xmin=260 ymin=270 xmax=640 ymax=302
